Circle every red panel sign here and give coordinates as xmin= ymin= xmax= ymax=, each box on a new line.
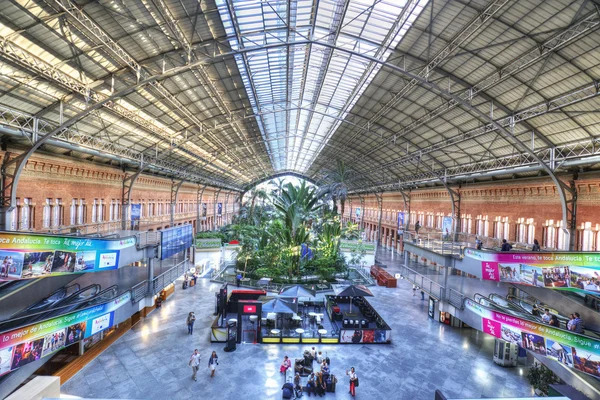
xmin=243 ymin=305 xmax=256 ymax=314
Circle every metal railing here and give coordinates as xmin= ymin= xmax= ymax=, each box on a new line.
xmin=448 ymin=288 xmax=465 ymax=309
xmin=130 ymin=259 xmax=189 ymax=303
xmin=397 ymin=263 xmax=445 ymax=300
xmin=152 ymin=260 xmax=189 ymax=294
xmin=403 ymin=231 xmax=465 ymax=257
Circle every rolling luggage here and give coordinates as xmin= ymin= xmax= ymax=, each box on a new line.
xmin=182 ymin=280 xmax=188 ymax=290
xmin=326 ymin=374 xmax=337 ymax=393
xmin=282 ymin=380 xmax=294 ymax=399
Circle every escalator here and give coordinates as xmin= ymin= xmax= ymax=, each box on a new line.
xmin=0 ymin=284 xmax=101 ymax=332
xmin=473 ymin=292 xmax=541 ymax=322
xmin=0 ymin=280 xmax=38 ymax=301
xmin=9 ymin=283 xmax=81 ymax=319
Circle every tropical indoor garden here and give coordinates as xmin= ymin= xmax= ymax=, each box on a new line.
xmin=200 ymin=163 xmax=368 ymax=284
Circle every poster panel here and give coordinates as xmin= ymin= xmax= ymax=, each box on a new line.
xmin=465 ymin=298 xmax=600 ymax=379
xmin=0 ymin=292 xmax=129 ymax=376
xmin=0 ymin=232 xmax=134 ymax=282
xmin=397 ymin=212 xmax=405 ymax=234
xmin=465 ymin=249 xmax=600 ymax=296
xmin=217 ymin=203 xmax=223 ymax=216
xmin=160 ymin=224 xmax=193 ymax=260
xmin=339 ymin=329 xmax=390 ymax=343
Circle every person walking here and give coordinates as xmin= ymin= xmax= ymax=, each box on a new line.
xmin=412 ymin=284 xmax=417 ymax=296
xmin=187 ymin=312 xmax=196 ymax=335
xmin=420 ymin=289 xmax=425 ymax=300
xmin=208 ymin=351 xmax=219 ymax=377
xmin=236 ymin=273 xmax=242 ymax=287
xmin=414 ymin=221 xmax=421 ymax=235
xmin=346 ymin=367 xmax=358 ymax=397
xmin=189 ymin=349 xmax=201 ymax=381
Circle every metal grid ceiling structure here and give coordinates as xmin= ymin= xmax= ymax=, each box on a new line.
xmin=0 ymin=0 xmax=598 ymax=192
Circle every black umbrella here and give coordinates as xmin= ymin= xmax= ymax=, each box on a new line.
xmin=261 ymin=298 xmax=298 ymax=314
xmin=278 ymin=285 xmax=316 ymax=298
xmin=334 ymin=284 xmax=374 ymax=313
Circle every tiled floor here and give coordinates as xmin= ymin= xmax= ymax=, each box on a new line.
xmin=61 ymin=264 xmax=534 ymax=400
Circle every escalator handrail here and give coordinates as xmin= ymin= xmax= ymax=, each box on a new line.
xmin=0 ymin=284 xmax=101 ymax=330
xmin=463 ymin=296 xmax=600 ymax=342
xmin=37 ymin=285 xmax=118 ymax=320
xmin=29 ymin=284 xmax=102 ymax=322
xmin=0 ymin=287 xmax=126 ymax=334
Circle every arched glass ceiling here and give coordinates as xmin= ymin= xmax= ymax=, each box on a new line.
xmin=216 ymin=0 xmax=428 ymax=172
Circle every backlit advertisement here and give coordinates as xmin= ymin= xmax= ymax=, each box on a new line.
xmin=442 ymin=216 xmax=453 ymax=240
xmin=0 ymin=292 xmax=130 ymax=376
xmin=466 ymin=249 xmax=600 ymax=296
xmin=340 ymin=329 xmax=390 ymax=344
xmin=397 ymin=212 xmax=404 ymax=234
xmin=465 ymin=298 xmax=600 ymax=379
xmin=0 ymin=232 xmax=134 ymax=281
xmin=159 ymin=224 xmax=193 ymax=260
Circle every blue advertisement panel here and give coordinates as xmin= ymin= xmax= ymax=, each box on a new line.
xmin=355 ymin=207 xmax=361 ymax=220
xmin=160 ymin=224 xmax=193 ymax=260
xmin=397 ymin=212 xmax=405 ymax=234
xmin=0 ymin=232 xmax=134 ymax=281
xmin=217 ymin=203 xmax=223 ymax=216
xmin=202 ymin=203 xmax=207 ymax=218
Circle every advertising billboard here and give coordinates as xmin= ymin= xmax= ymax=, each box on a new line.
xmin=0 ymin=292 xmax=130 ymax=376
xmin=159 ymin=224 xmax=193 ymax=260
xmin=465 ymin=249 xmax=600 ymax=296
xmin=0 ymin=232 xmax=135 ymax=282
xmin=217 ymin=203 xmax=223 ymax=216
xmin=397 ymin=212 xmax=405 ymax=234
xmin=202 ymin=203 xmax=207 ymax=218
xmin=465 ymin=298 xmax=600 ymax=379
xmin=355 ymin=207 xmax=361 ymax=220
xmin=339 ymin=329 xmax=391 ymax=344
xmin=130 ymin=204 xmax=141 ymax=229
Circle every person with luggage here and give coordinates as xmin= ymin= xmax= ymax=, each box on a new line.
xmin=346 ymin=367 xmax=358 ymax=397
xmin=188 ymin=349 xmax=200 ymax=381
xmin=208 ymin=351 xmax=218 ymax=377
xmin=306 ymin=372 xmax=316 ymax=397
xmin=280 ymin=355 xmax=292 ymax=375
xmin=187 ymin=312 xmax=196 ymax=335
xmin=293 ymin=372 xmax=303 ymax=397
xmin=321 ymin=360 xmax=330 ymax=380
xmin=315 ymin=372 xmax=326 ymax=397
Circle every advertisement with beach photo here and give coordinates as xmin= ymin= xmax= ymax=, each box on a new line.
xmin=0 ymin=232 xmax=135 ymax=281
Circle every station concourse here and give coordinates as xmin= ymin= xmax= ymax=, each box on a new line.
xmin=0 ymin=0 xmax=599 ymax=399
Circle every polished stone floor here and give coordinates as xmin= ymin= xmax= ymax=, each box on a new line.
xmin=61 ymin=269 xmax=534 ymax=399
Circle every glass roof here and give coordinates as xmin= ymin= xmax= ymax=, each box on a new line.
xmin=216 ymin=0 xmax=428 ymax=173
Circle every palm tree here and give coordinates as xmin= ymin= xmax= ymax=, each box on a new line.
xmin=319 ymin=160 xmax=350 ymax=225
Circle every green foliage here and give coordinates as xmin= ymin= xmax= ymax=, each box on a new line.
xmin=195 ymin=231 xmax=225 ymax=243
xmin=220 ymin=179 xmax=351 ymax=282
xmin=526 ymin=363 xmax=559 ymax=395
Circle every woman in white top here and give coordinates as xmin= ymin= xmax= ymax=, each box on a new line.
xmin=346 ymin=367 xmax=358 ymax=397
xmin=208 ymin=351 xmax=219 ymax=377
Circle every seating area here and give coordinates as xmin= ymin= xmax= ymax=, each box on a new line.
xmin=261 ymin=298 xmax=338 ymax=340
xmin=327 ymin=295 xmax=390 ymax=331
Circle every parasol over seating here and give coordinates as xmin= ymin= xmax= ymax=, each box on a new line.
xmin=261 ymin=298 xmax=298 ymax=314
xmin=334 ymin=284 xmax=374 ymax=313
xmin=278 ymin=285 xmax=316 ymax=298
xmin=334 ymin=284 xmax=374 ymax=298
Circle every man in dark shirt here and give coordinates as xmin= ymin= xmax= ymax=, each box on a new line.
xmin=501 ymin=239 xmax=512 ymax=251
xmin=573 ymin=313 xmax=584 ymax=334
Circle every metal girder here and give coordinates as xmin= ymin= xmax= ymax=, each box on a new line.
xmin=52 ymin=0 xmax=250 ymax=174
xmin=213 ymin=188 xmax=222 ymax=231
xmin=142 ymin=0 xmax=269 ymax=177
xmin=375 ymin=192 xmax=383 ymax=246
xmin=196 ymin=184 xmax=206 ymax=234
xmin=170 ymin=178 xmax=186 ymax=227
xmin=0 ymin=104 xmax=241 ymax=189
xmin=342 ymin=0 xmax=510 ymax=152
xmin=224 ymin=191 xmax=231 ymax=225
xmin=349 ymin=10 xmax=600 ymax=164
xmin=349 ymin=82 xmax=600 ymax=182
xmin=400 ymin=189 xmax=411 ymax=231
xmin=122 ymin=168 xmax=144 ymax=230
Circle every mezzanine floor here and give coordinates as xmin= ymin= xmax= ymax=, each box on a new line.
xmin=61 ymin=268 xmax=533 ymax=400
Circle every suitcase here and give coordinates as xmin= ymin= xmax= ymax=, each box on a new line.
xmin=282 ymin=381 xmax=294 ymax=399
xmin=326 ymin=374 xmax=336 ymax=393
xmin=182 ymin=281 xmax=187 ymax=290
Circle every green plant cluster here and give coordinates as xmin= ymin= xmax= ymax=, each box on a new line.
xmin=526 ymin=362 xmax=560 ymax=395
xmin=222 ymin=178 xmax=365 ymax=284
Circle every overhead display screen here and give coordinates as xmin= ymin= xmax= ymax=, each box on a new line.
xmin=159 ymin=224 xmax=193 ymax=260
